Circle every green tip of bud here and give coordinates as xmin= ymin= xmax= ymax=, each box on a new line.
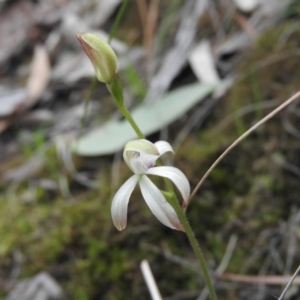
xmin=76 ymin=32 xmax=117 ymax=83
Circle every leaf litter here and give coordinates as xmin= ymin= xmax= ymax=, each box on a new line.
xmin=0 ymin=0 xmax=299 ymax=299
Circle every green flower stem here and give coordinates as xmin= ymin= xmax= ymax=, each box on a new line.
xmin=107 ymin=75 xmax=144 ymax=139
xmin=119 ymin=104 xmax=145 ymax=139
xmin=106 ymin=75 xmax=217 ymax=299
xmin=162 ymin=173 xmax=216 ymax=300
xmin=169 ymin=195 xmax=217 ymax=300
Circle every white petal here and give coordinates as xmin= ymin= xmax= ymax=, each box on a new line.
xmin=146 ymin=166 xmax=190 ymax=205
xmin=139 ymin=176 xmax=184 ymax=231
xmin=154 ymin=141 xmax=174 ymax=156
xmin=111 ymin=175 xmax=139 ymax=231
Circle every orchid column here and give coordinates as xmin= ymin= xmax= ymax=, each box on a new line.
xmin=77 ymin=32 xmax=217 ymax=300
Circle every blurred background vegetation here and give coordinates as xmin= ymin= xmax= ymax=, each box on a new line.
xmin=0 ymin=0 xmax=300 ymax=299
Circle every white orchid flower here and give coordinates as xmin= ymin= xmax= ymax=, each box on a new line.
xmin=111 ymin=139 xmax=190 ymax=231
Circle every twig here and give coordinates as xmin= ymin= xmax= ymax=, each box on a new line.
xmin=217 ymin=273 xmax=300 ymax=285
xmin=188 ymin=90 xmax=300 ymax=205
xmin=140 ymin=260 xmax=163 ymax=300
xmin=136 ymin=0 xmax=147 ymax=29
xmin=278 ymin=265 xmax=300 ymax=300
xmin=144 ymin=0 xmax=160 ymax=62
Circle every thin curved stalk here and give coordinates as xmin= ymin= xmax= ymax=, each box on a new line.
xmin=188 ymin=91 xmax=300 ymax=204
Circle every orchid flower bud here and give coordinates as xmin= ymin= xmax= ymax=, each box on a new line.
xmin=76 ymin=33 xmax=117 ymax=84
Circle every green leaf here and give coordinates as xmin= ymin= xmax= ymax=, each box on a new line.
xmin=74 ymin=83 xmax=216 ymax=156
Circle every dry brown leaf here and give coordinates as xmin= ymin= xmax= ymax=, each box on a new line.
xmin=0 ymin=45 xmax=50 ymax=116
xmin=0 ymin=45 xmax=50 ymax=134
xmin=0 ymin=119 xmax=10 ymax=133
xmin=234 ymin=12 xmax=257 ymax=39
xmin=21 ymin=44 xmax=51 ymax=111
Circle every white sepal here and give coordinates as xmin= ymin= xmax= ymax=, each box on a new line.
xmin=139 ymin=175 xmax=184 ymax=231
xmin=111 ymin=175 xmax=139 ymax=231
